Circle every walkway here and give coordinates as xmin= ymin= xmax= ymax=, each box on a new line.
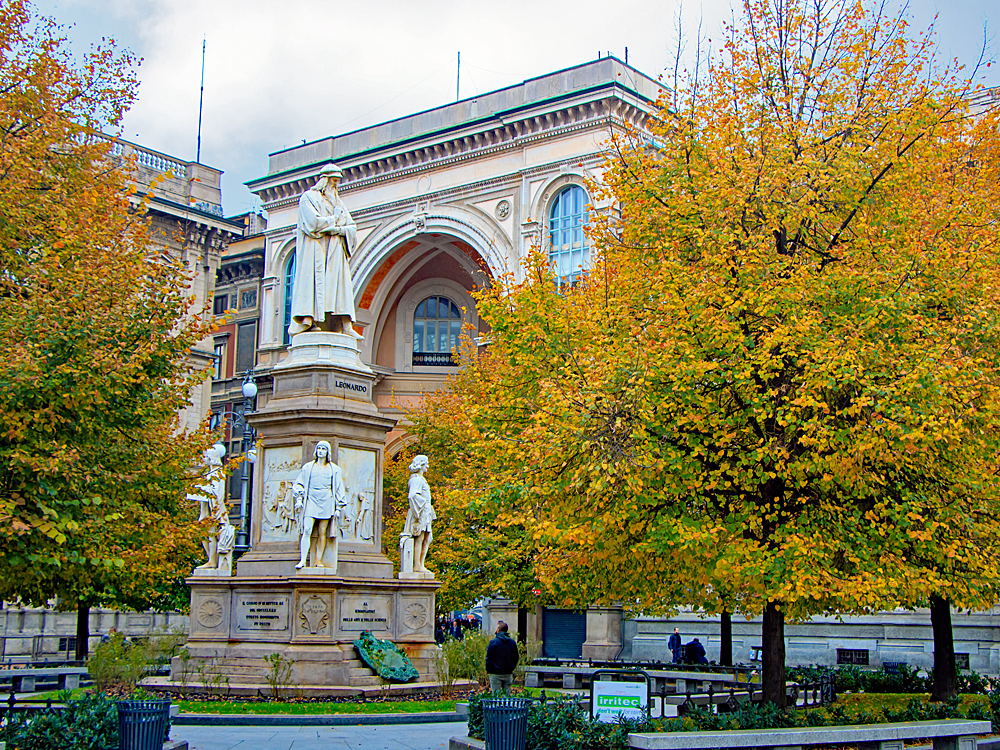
xmin=173 ymin=720 xmax=466 ymax=750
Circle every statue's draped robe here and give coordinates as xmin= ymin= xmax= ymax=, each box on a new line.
xmin=404 ymin=474 xmax=436 ymax=535
xmin=293 ymin=460 xmax=350 ymax=538
xmin=289 ymin=188 xmax=357 ymax=337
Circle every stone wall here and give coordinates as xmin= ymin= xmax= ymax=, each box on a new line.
xmin=0 ymin=605 xmax=188 ymax=662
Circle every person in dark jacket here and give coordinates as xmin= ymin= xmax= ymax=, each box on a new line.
xmin=668 ymin=628 xmax=682 ymax=663
xmin=486 ymin=621 xmax=520 ymax=692
xmin=686 ymin=637 xmax=708 ymax=664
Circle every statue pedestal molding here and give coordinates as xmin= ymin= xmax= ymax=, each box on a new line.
xmin=180 ymin=325 xmax=439 ymax=692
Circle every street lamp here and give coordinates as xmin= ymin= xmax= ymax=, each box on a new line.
xmin=232 ymin=368 xmax=257 ymax=551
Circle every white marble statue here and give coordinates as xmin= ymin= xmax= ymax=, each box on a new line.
xmin=188 ymin=444 xmax=234 ymax=575
xmin=292 ymin=441 xmax=352 ymax=570
xmin=401 ymin=455 xmax=436 ymax=576
xmin=287 ymin=163 xmax=361 ymax=340
xmin=355 ymin=490 xmax=374 ymax=541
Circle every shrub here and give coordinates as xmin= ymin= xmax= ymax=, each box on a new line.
xmin=0 ymin=692 xmax=118 ymax=750
xmin=468 ymin=693 xmax=648 ymax=750
xmin=264 ymin=652 xmax=294 ymax=701
xmin=431 ymin=644 xmax=456 ymax=698
xmin=88 ymin=633 xmax=153 ymax=693
xmin=654 ymin=692 xmax=989 ymax=733
xmin=445 ymin=630 xmax=490 ymax=687
xmin=786 ymin=664 xmax=931 ymax=695
xmin=87 ymin=628 xmax=185 ymax=694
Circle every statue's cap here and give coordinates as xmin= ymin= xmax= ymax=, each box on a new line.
xmin=318 ymin=163 xmax=343 ymax=180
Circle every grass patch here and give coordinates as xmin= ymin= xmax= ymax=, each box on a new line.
xmin=23 ymin=688 xmax=88 ymax=702
xmin=176 ymin=698 xmax=460 ymax=715
xmin=838 ymin=693 xmax=989 ymax=718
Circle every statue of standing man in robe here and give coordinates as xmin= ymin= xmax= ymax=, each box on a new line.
xmin=288 ymin=163 xmax=362 ymax=340
xmin=400 ymin=455 xmax=436 ymax=576
xmin=292 ymin=441 xmax=352 ymax=571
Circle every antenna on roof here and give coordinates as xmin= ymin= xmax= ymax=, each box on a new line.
xmin=456 ymin=51 xmax=460 ymax=101
xmin=196 ymin=38 xmax=206 ymax=163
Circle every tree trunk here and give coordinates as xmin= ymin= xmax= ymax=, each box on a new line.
xmin=761 ymin=600 xmax=786 ymax=707
xmin=75 ymin=602 xmax=90 ymax=663
xmin=720 ymin=609 xmax=733 ymax=666
xmin=930 ymin=595 xmax=957 ymax=701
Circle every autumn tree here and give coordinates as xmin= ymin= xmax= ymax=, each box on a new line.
xmin=0 ymin=1 xmax=215 ymax=656
xmin=415 ymin=0 xmax=1000 ymax=705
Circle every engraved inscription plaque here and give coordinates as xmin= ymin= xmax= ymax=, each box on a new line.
xmin=339 ymin=594 xmax=391 ymax=633
xmin=235 ymin=595 xmax=290 ymax=632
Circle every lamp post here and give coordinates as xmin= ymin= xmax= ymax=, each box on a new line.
xmin=233 ymin=368 xmax=257 ymax=551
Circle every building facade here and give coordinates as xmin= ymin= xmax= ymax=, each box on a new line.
xmin=245 ymin=57 xmax=662 ymax=456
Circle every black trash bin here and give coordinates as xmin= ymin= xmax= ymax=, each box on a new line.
xmin=116 ymin=699 xmax=171 ymax=750
xmin=482 ymin=697 xmax=531 ymax=750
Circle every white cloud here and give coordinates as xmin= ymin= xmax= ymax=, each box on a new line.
xmin=35 ymin=0 xmax=998 ymax=214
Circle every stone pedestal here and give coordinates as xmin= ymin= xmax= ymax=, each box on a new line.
xmin=582 ymin=605 xmax=623 ymax=660
xmin=484 ymin=597 xmax=520 ymax=638
xmin=181 ymin=332 xmax=440 ymax=691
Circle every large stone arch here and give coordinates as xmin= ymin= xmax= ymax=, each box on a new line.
xmin=352 ymin=204 xmax=512 ymax=300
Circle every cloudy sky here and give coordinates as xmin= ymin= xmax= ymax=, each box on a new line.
xmin=36 ymin=0 xmax=998 ymax=216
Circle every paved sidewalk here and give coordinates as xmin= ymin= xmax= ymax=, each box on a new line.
xmin=174 ymin=720 xmax=466 ymax=750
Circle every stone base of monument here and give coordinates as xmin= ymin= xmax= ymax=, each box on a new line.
xmin=297 ymin=566 xmax=339 ymax=576
xmin=190 ymin=566 xmax=232 ymax=578
xmin=178 ymin=326 xmax=445 ymax=689
xmin=181 ymin=574 xmax=440 ymax=689
xmin=275 ymin=330 xmax=371 ymax=373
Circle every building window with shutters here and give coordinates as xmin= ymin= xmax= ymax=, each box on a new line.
xmin=413 ymin=295 xmax=461 ymax=366
xmin=548 ymin=185 xmax=589 ymax=285
xmin=283 ymin=251 xmax=296 ymax=346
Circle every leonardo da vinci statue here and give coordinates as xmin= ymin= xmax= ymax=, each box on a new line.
xmin=287 ymin=163 xmax=362 ymax=340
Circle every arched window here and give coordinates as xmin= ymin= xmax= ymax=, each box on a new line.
xmin=548 ymin=185 xmax=589 ymax=283
xmin=413 ymin=295 xmax=461 ymax=366
xmin=282 ymin=251 xmax=296 ymax=346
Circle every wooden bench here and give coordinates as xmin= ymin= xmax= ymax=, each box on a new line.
xmin=0 ymin=667 xmax=89 ymax=693
xmin=629 ymin=719 xmax=991 ymax=750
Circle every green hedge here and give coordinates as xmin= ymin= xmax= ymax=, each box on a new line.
xmin=659 ymin=694 xmax=993 ymax=733
xmin=0 ymin=692 xmax=118 ymax=750
xmin=466 ymin=690 xmax=999 ymax=749
xmin=0 ymin=691 xmax=173 ymax=750
xmin=785 ymin=664 xmax=991 ymax=696
xmin=468 ymin=692 xmax=648 ymax=750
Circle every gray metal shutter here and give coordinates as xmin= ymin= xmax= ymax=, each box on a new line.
xmin=542 ymin=608 xmax=586 ymax=659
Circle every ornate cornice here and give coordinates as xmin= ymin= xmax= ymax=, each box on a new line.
xmin=255 ymin=96 xmax=648 ymax=211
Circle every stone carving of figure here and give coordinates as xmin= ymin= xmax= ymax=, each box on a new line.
xmin=287 ymin=163 xmax=362 ymax=340
xmin=402 ymin=455 xmax=436 ymax=574
xmin=276 ymin=481 xmax=297 ymax=535
xmin=292 ymin=441 xmax=352 ymax=570
xmin=355 ymin=490 xmax=374 ymax=541
xmin=188 ymin=444 xmax=234 ymax=575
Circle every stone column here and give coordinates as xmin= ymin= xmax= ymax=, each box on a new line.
xmin=484 ymin=597 xmax=519 ymax=637
xmin=582 ymin=605 xmax=623 ymax=660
